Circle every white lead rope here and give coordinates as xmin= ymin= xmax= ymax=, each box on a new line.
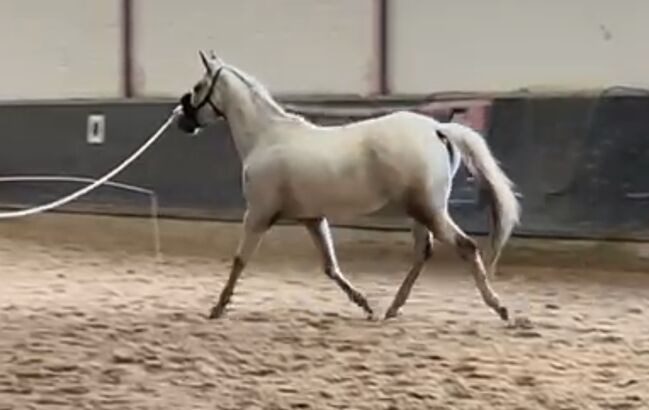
xmin=0 ymin=107 xmax=181 ymax=219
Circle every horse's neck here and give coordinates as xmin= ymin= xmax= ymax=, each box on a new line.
xmin=221 ymin=71 xmax=286 ymax=159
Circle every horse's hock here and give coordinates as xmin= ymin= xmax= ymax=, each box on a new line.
xmin=1 ymin=212 xmax=647 ymax=409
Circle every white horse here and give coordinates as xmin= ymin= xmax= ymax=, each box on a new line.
xmin=177 ymin=51 xmax=520 ymax=322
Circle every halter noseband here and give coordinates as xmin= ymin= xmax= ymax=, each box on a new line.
xmin=179 ymin=66 xmax=225 ymax=129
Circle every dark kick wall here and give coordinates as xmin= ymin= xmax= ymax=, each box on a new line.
xmin=489 ymin=96 xmax=649 ymax=240
xmin=0 ymin=96 xmax=648 ymax=240
xmin=0 ymin=101 xmax=242 ymax=219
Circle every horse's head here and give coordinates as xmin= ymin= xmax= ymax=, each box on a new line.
xmin=177 ymin=50 xmax=227 ymax=135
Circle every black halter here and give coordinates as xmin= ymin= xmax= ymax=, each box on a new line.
xmin=179 ymin=67 xmax=225 ymax=131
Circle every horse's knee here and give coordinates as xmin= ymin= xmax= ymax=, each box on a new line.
xmin=455 ymin=235 xmax=477 ymax=260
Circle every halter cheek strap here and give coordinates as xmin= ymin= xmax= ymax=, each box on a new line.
xmin=181 ymin=66 xmax=225 ymax=126
xmin=197 ymin=66 xmax=225 ymax=117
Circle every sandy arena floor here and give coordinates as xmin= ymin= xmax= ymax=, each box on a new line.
xmin=0 ymin=213 xmax=648 ymax=409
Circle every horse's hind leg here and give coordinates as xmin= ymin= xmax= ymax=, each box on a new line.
xmin=430 ymin=210 xmax=509 ymax=322
xmin=208 ymin=210 xmax=269 ymax=319
xmin=303 ymin=217 xmax=374 ymax=318
xmin=384 ymin=222 xmax=432 ymax=319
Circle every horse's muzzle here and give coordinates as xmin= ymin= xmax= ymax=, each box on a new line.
xmin=177 ymin=113 xmax=200 ymax=134
xmin=177 ymin=93 xmax=201 ymax=134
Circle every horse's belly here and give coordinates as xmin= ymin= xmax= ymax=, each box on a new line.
xmin=274 ymin=143 xmax=409 ymax=219
xmin=291 ymin=181 xmax=388 ymax=219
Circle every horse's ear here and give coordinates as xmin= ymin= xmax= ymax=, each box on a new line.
xmin=209 ymin=50 xmax=224 ymax=66
xmin=198 ymin=50 xmax=212 ymax=73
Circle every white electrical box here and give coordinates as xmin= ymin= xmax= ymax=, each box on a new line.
xmin=87 ymin=114 xmax=105 ymax=144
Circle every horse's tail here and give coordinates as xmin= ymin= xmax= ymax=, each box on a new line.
xmin=436 ymin=122 xmax=521 ymax=275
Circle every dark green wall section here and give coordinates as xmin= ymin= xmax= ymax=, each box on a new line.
xmin=1 ymin=96 xmax=647 ymax=240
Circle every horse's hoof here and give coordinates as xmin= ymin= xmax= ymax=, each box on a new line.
xmin=208 ymin=305 xmax=225 ymax=320
xmin=361 ymin=306 xmax=374 ymax=320
xmin=497 ymin=306 xmax=509 ymax=322
xmin=384 ymin=308 xmax=399 ymax=320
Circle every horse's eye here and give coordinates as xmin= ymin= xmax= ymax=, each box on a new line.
xmin=193 ymin=84 xmax=202 ymax=93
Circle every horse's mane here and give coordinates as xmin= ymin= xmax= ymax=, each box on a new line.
xmin=226 ymin=65 xmax=305 ymax=123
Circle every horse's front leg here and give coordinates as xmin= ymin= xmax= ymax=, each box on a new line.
xmin=209 ymin=210 xmax=270 ymax=319
xmin=303 ymin=217 xmax=374 ymax=319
